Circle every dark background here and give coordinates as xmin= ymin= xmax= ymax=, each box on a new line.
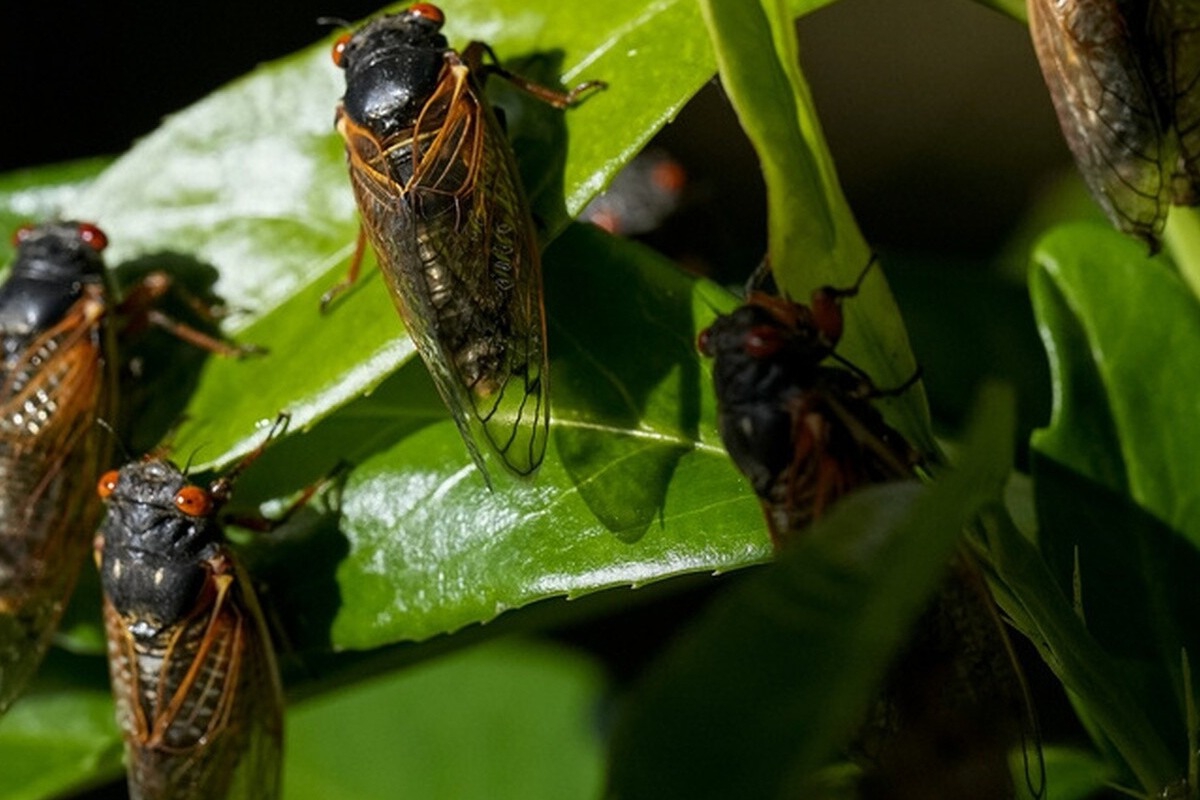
xmin=2 ymin=2 xmax=380 ymax=171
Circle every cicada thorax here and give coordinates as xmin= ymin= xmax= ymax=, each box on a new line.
xmin=330 ymin=4 xmax=571 ymax=483
xmin=0 ymin=221 xmax=116 ymax=714
xmin=96 ymin=459 xmax=282 ymax=800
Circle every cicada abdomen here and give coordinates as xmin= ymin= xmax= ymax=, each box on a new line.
xmin=327 ymin=3 xmax=602 ymax=485
xmin=1028 ymin=0 xmax=1200 ymax=248
xmin=0 ymin=221 xmax=116 ymax=714
xmin=95 ymin=454 xmax=283 ymax=800
xmin=699 ymin=270 xmax=1043 ymax=798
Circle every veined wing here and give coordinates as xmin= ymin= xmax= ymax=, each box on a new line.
xmin=349 ymin=57 xmax=550 ymax=483
xmin=0 ymin=289 xmax=112 ymax=712
xmin=1152 ymin=0 xmax=1200 ymax=203
xmin=1028 ymin=0 xmax=1174 ymax=245
xmin=105 ymin=552 xmax=282 ymax=800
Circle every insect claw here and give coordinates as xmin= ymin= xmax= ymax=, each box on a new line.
xmin=230 ymin=341 xmax=270 ymax=359
xmin=562 ymin=79 xmax=607 ymax=107
xmin=319 ymin=280 xmax=351 ymax=314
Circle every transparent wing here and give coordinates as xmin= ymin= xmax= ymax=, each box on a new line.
xmin=1028 ymin=0 xmax=1173 ymax=245
xmin=0 ymin=291 xmax=112 ymax=712
xmin=345 ymin=58 xmax=549 ymax=483
xmin=106 ymin=552 xmax=282 ymax=800
xmin=1153 ymin=0 xmax=1200 ymax=203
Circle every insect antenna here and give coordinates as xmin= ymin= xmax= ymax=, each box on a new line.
xmin=210 ymin=413 xmax=292 ymax=505
xmin=742 ymin=257 xmax=776 ymax=296
xmin=95 ymin=418 xmax=134 ymax=462
xmin=316 ymin=16 xmax=352 ymax=30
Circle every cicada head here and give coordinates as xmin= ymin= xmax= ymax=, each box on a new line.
xmin=334 ymin=4 xmax=451 ymax=138
xmin=0 ymin=221 xmax=108 ymax=350
xmin=96 ymin=460 xmax=223 ymax=634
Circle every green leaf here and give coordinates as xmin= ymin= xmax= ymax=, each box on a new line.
xmin=699 ymin=0 xmax=932 ymax=454
xmin=1167 ymin=206 xmax=1200 ymax=300
xmin=0 ymin=690 xmax=121 ymax=800
xmin=1031 ymin=223 xmax=1200 ymax=551
xmin=980 ymin=503 xmax=1180 ymax=794
xmin=295 ymin=226 xmax=769 ymax=648
xmin=285 ymin=639 xmax=605 ymax=800
xmin=968 ymin=0 xmax=1027 ymax=23
xmin=1024 ymin=221 xmax=1200 ymax=793
xmin=608 ymin=385 xmax=1016 ymax=798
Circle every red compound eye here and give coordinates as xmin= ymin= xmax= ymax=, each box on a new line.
xmin=173 ymin=485 xmax=213 ymax=517
xmin=77 ymin=222 xmax=108 ymax=252
xmin=697 ymin=327 xmax=714 ymax=356
xmin=331 ymin=33 xmax=351 ymax=67
xmin=10 ymin=223 xmax=35 ymax=248
xmin=743 ymin=325 xmax=785 ymax=358
xmin=409 ymin=3 xmax=445 ymax=26
xmin=97 ymin=470 xmax=120 ymax=500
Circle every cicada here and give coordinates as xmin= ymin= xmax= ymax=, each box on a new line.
xmin=1027 ymin=0 xmax=1200 ymax=248
xmin=698 ymin=267 xmax=920 ymax=548
xmin=0 ymin=221 xmax=117 ymax=714
xmin=95 ymin=422 xmax=286 ymax=800
xmin=326 ymin=3 xmax=603 ymax=484
xmin=0 ymin=221 xmax=259 ymax=716
xmin=699 ymin=267 xmax=1043 ymax=798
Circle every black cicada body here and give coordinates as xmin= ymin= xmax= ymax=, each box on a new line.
xmin=699 ymin=274 xmax=1043 ymax=798
xmin=0 ymin=221 xmax=116 ymax=714
xmin=1027 ymin=0 xmax=1200 ymax=248
xmin=698 ymin=285 xmax=919 ymax=548
xmin=328 ymin=3 xmax=602 ymax=484
xmin=95 ymin=454 xmax=283 ymax=800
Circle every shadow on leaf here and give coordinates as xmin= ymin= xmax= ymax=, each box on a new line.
xmin=548 ymin=224 xmax=702 ymax=540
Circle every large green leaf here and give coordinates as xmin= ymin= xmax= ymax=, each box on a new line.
xmin=0 ymin=639 xmax=605 ymax=800
xmin=1031 ymin=223 xmax=1200 ymax=551
xmin=228 ymin=224 xmax=770 ymax=649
